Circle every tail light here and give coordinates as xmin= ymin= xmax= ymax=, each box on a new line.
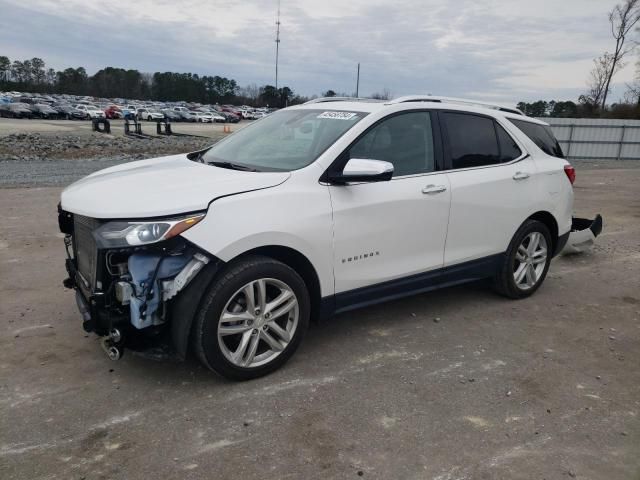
xmin=564 ymin=164 xmax=576 ymax=185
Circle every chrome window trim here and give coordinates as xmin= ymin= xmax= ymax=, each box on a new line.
xmin=434 ymin=152 xmax=530 ymax=175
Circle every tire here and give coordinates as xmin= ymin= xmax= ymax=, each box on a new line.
xmin=193 ymin=255 xmax=310 ymax=380
xmin=494 ymin=219 xmax=553 ymax=299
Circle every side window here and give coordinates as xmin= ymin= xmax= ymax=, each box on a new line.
xmin=496 ymin=123 xmax=522 ymax=162
xmin=348 ymin=112 xmax=435 ymax=177
xmin=443 ymin=112 xmax=500 ymax=169
xmin=508 ymin=119 xmax=564 ymax=158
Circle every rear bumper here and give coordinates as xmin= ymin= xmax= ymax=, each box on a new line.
xmin=561 ymin=215 xmax=603 ymax=255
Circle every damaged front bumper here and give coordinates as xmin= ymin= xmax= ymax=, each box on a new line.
xmin=561 ymin=215 xmax=603 ymax=255
xmin=59 ymin=206 xmax=220 ymax=361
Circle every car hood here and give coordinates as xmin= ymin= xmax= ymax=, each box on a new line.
xmin=61 ymin=154 xmax=290 ymax=219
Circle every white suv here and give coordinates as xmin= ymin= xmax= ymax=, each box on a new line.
xmin=58 ymin=96 xmax=575 ymax=379
xmin=74 ymin=104 xmax=105 ymax=119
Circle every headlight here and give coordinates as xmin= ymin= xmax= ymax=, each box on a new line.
xmin=93 ymin=213 xmax=205 ymax=248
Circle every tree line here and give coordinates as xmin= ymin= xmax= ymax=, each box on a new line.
xmin=0 ymin=55 xmax=302 ymax=107
xmin=515 ymin=99 xmax=640 ymax=118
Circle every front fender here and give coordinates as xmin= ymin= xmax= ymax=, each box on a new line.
xmin=169 ymin=259 xmax=223 ymax=360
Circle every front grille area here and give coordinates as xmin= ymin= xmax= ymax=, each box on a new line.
xmin=73 ymin=215 xmax=102 ymax=289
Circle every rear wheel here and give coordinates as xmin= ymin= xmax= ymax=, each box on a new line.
xmin=494 ymin=220 xmax=552 ymax=299
xmin=193 ymin=256 xmax=310 ymax=380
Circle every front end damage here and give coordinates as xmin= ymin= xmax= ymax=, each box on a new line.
xmin=58 ymin=205 xmax=219 ymax=361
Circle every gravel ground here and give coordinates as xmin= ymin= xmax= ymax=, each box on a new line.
xmin=0 ymin=118 xmax=237 ymax=187
xmin=1 ymin=120 xmax=640 ymax=480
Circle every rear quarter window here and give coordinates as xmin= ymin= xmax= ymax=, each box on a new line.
xmin=508 ymin=119 xmax=564 ymax=158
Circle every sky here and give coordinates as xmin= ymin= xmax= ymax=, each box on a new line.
xmin=0 ymin=0 xmax=637 ymax=104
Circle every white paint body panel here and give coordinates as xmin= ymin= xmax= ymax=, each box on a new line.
xmin=444 ymin=156 xmax=539 ymax=265
xmin=182 ymin=166 xmax=335 ymax=296
xmin=60 ymin=154 xmax=290 ymax=218
xmin=329 ymin=174 xmax=450 ymax=293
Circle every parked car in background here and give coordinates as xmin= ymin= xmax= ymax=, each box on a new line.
xmin=104 ymin=105 xmax=124 ymax=119
xmin=0 ymin=103 xmax=33 ymax=118
xmin=53 ymin=104 xmax=86 ymax=120
xmin=220 ymin=111 xmax=241 ymax=123
xmin=161 ymin=109 xmax=182 ymax=122
xmin=75 ymin=104 xmax=105 ymax=119
xmin=194 ymin=112 xmax=215 ymax=123
xmin=31 ymin=103 xmax=60 ymax=119
xmin=136 ymin=108 xmax=165 ymax=121
xmin=119 ymin=107 xmax=137 ymax=119
xmin=176 ymin=110 xmax=197 ymax=122
xmin=170 ymin=106 xmax=195 ymax=122
xmin=210 ymin=112 xmax=226 ymax=123
xmin=221 ymin=106 xmax=241 ymax=116
xmin=0 ymin=103 xmax=12 ymax=118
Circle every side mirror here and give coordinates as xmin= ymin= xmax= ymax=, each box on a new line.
xmin=328 ymin=158 xmax=394 ymax=184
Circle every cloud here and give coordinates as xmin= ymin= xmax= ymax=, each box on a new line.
xmin=0 ymin=0 xmax=634 ymax=103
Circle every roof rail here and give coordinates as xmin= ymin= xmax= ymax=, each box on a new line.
xmin=386 ymin=95 xmax=524 ymax=115
xmin=303 ymin=96 xmax=385 ymax=104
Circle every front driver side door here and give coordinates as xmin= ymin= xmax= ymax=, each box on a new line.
xmin=327 ymin=111 xmax=451 ymax=309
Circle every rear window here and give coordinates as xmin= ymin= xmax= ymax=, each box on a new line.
xmin=508 ymin=119 xmax=564 ymax=158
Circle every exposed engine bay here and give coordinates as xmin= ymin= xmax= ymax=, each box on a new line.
xmin=58 ymin=205 xmax=214 ymax=361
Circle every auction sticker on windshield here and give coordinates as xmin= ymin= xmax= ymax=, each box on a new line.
xmin=317 ymin=111 xmax=358 ymax=120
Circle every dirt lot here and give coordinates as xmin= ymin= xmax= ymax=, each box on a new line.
xmin=0 ymin=121 xmax=639 ymax=479
xmin=0 ymin=117 xmax=243 ymax=187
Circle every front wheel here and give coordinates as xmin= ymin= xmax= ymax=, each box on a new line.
xmin=494 ymin=219 xmax=552 ymax=299
xmin=193 ymin=256 xmax=310 ymax=380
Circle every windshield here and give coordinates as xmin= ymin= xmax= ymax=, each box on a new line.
xmin=202 ymin=109 xmax=368 ymax=172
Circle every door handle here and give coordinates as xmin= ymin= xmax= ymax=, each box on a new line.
xmin=513 ymin=171 xmax=530 ymax=181
xmin=422 ymin=184 xmax=447 ymax=194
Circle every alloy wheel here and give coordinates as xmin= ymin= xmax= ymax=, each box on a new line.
xmin=217 ymin=278 xmax=299 ymax=368
xmin=513 ymin=231 xmax=548 ymax=290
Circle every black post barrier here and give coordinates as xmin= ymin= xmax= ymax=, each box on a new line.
xmin=124 ymin=113 xmax=141 ymax=135
xmin=156 ymin=118 xmax=172 ymax=135
xmin=92 ymin=118 xmax=111 ymax=134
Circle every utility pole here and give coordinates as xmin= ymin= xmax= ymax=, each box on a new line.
xmin=275 ymin=0 xmax=281 ymax=90
xmin=356 ymin=63 xmax=360 ymax=98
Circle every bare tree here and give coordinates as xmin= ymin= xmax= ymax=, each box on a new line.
xmin=583 ymin=53 xmax=617 ymax=106
xmin=600 ymin=0 xmax=640 ymax=108
xmin=370 ymin=88 xmax=392 ymax=100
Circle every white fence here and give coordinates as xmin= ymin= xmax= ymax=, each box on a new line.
xmin=536 ymin=118 xmax=640 ymax=161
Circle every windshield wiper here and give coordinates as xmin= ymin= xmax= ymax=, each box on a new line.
xmin=207 ymin=160 xmax=259 ymax=172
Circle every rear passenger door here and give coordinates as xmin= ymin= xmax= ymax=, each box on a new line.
xmin=440 ymin=111 xmax=538 ymax=266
